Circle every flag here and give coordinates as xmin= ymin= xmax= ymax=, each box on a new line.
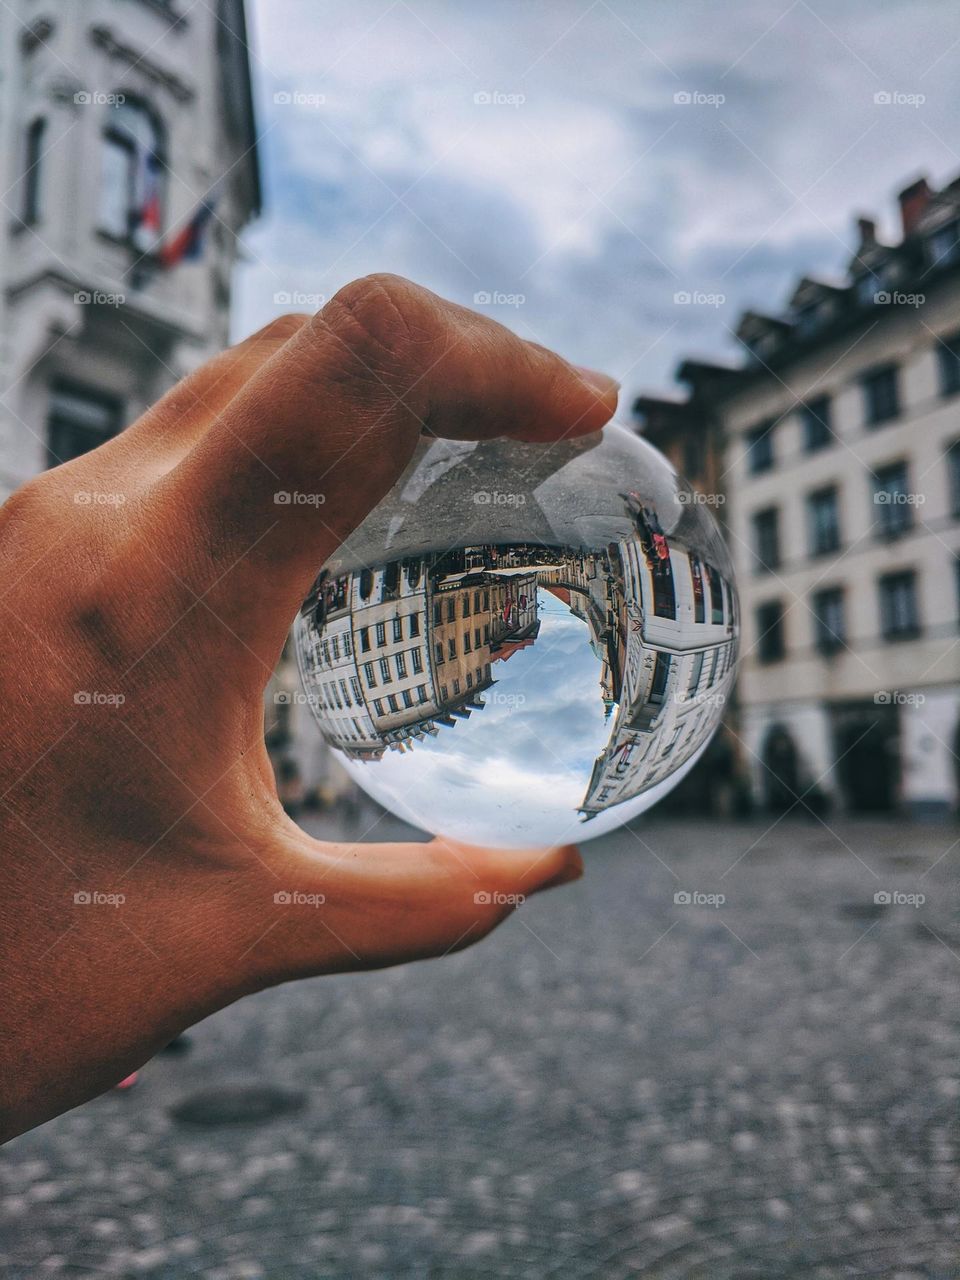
xmin=160 ymin=194 xmax=217 ymax=269
xmin=131 ymin=150 xmax=164 ymax=252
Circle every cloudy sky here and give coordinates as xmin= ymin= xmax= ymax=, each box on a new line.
xmin=236 ymin=0 xmax=960 ymax=404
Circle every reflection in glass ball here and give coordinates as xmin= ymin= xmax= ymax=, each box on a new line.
xmin=294 ymin=425 xmax=738 ymax=847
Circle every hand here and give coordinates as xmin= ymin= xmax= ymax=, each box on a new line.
xmin=0 ymin=275 xmax=618 ymax=1140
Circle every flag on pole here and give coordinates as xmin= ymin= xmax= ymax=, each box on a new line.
xmin=160 ymin=193 xmax=218 ymax=269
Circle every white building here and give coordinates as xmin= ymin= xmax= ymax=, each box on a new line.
xmin=666 ymin=172 xmax=960 ymax=816
xmin=0 ymin=0 xmax=260 ymax=496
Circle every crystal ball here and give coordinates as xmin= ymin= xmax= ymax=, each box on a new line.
xmin=294 ymin=424 xmax=738 ymax=847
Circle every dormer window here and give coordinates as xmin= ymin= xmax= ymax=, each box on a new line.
xmin=98 ymin=98 xmax=166 ymax=250
xmin=928 ymin=220 xmax=960 ymax=268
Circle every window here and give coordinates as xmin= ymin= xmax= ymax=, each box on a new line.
xmin=689 ymin=556 xmax=705 ymax=623
xmin=435 ymin=642 xmax=444 ymax=665
xmin=452 ymin=679 xmax=461 ymax=696
xmin=751 ymin=507 xmax=780 ymax=572
xmin=744 ymin=420 xmax=775 ymax=474
xmin=433 ymin=602 xmax=441 ymax=626
xmin=447 ymin=637 xmax=457 ymax=659
xmin=649 ymin=652 xmax=671 ymax=705
xmin=392 ymin=617 xmax=403 ymax=643
xmin=378 ymin=657 xmax=391 ymax=683
xmin=878 ymin=570 xmax=920 ymax=639
xmin=464 ymin=632 xmax=472 ymax=653
xmin=402 ymin=689 xmax=413 ymax=708
xmin=873 ymin=461 xmax=913 ymax=539
xmin=806 ymin=486 xmax=841 ymax=557
xmin=417 ymin=684 xmax=427 ymax=704
xmin=463 ymin=596 xmax=471 ymax=618
xmin=359 ymin=627 xmax=370 ymax=653
xmin=409 ymin=613 xmax=420 ymax=638
xmin=800 ymin=395 xmax=832 ymax=452
xmin=373 ymin=622 xmax=385 ymax=647
xmin=861 ymin=364 xmax=900 ymax=426
xmin=756 ymin=600 xmax=785 ymax=663
xmin=706 ymin=565 xmax=724 ymax=624
xmin=350 ymin=677 xmax=362 ymax=703
xmin=937 ymin=333 xmax=960 ymax=397
xmin=466 ymin=671 xmax=473 ymax=689
xmin=373 ymin=698 xmax=384 ymax=716
xmin=446 ymin=599 xmax=456 ymax=622
xmin=339 ymin=678 xmax=350 ymax=706
xmin=98 ymin=99 xmax=166 ymax=249
xmin=474 ymin=591 xmax=481 ymax=612
xmin=387 ymin=694 xmax=399 ymax=713
xmin=21 ymin=118 xmax=45 ymax=224
xmin=948 ymin=441 xmax=960 ymax=517
xmin=394 ymin=652 xmax=407 ymax=679
xmin=812 ymin=587 xmax=845 ymax=654
xmin=343 ymin=632 xmax=352 ymax=657
xmin=412 ymin=648 xmax=423 ymax=674
xmin=46 ymin=382 xmax=123 ymax=467
xmin=928 ymin=220 xmax=960 ymax=268
xmin=687 ymin=651 xmax=704 ymax=695
xmin=474 ymin=628 xmax=481 ymax=648
xmin=363 ymin=661 xmax=376 ymax=688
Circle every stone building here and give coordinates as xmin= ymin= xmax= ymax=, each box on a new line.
xmin=0 ymin=0 xmax=260 ymax=497
xmin=637 ymin=170 xmax=960 ymax=816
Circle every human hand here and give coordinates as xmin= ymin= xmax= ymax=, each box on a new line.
xmin=0 ymin=275 xmax=618 ymax=1140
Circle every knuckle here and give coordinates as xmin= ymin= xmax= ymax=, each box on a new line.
xmin=250 ymin=313 xmax=310 ymax=344
xmin=319 ymin=274 xmax=436 ymax=372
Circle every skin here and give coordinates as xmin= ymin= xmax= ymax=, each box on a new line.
xmin=0 ymin=274 xmax=619 ymax=1142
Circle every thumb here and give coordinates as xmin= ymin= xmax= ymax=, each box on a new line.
xmin=240 ymin=833 xmax=584 ymax=986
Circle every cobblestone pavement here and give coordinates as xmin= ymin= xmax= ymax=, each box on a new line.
xmin=3 ymin=815 xmax=960 ymax=1279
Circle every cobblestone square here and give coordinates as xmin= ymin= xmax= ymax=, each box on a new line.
xmin=3 ymin=815 xmax=960 ymax=1279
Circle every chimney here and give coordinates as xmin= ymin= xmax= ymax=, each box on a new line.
xmin=856 ymin=216 xmax=877 ymax=247
xmin=898 ymin=176 xmax=933 ymax=238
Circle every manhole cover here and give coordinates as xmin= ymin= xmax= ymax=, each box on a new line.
xmin=170 ymin=1083 xmax=307 ymax=1126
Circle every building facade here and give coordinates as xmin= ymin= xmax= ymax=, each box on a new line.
xmin=643 ymin=171 xmax=960 ymax=816
xmin=0 ymin=0 xmax=259 ymax=497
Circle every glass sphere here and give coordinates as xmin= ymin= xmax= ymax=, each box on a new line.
xmin=294 ymin=424 xmax=738 ymax=847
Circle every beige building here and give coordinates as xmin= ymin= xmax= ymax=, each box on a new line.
xmin=0 ymin=0 xmax=259 ymax=496
xmin=647 ymin=171 xmax=960 ymax=816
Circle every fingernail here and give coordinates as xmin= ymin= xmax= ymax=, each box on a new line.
xmin=574 ymin=365 xmax=620 ymax=397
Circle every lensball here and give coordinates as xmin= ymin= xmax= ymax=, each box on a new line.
xmin=294 ymin=424 xmax=738 ymax=847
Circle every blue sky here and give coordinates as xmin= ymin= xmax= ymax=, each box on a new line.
xmin=236 ymin=0 xmax=960 ymax=404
